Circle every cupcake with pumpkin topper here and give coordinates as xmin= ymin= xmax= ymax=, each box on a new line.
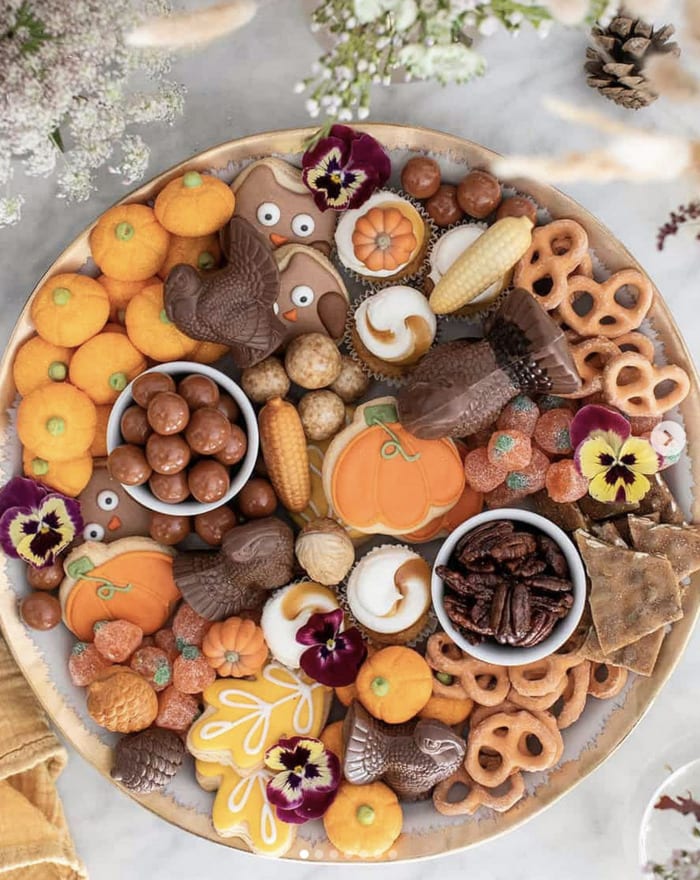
xmin=335 ymin=190 xmax=431 ymax=286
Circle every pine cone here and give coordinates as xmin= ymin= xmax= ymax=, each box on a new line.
xmin=111 ymin=728 xmax=185 ymax=793
xmin=585 ymin=14 xmax=680 ymax=109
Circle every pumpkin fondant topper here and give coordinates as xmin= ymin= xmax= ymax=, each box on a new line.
xmin=322 ymin=396 xmax=466 ymax=536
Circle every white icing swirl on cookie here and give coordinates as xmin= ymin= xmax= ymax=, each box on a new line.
xmin=355 ymin=286 xmax=437 ymax=365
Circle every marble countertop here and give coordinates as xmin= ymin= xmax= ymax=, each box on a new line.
xmin=1 ymin=3 xmax=699 ymax=878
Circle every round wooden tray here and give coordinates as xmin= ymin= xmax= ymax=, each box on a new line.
xmin=0 ymin=124 xmax=698 ymax=863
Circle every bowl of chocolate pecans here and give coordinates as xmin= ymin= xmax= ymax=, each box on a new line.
xmin=431 ymin=508 xmax=587 ymax=666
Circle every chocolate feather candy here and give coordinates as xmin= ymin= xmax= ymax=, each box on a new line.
xmin=397 ymin=288 xmax=581 ymax=439
xmin=164 ymin=216 xmax=285 ymax=368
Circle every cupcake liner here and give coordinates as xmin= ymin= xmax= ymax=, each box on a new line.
xmin=343 ymin=286 xmax=444 ymax=387
xmin=333 ymin=189 xmax=437 ymax=292
xmin=338 ymin=543 xmax=438 ymax=649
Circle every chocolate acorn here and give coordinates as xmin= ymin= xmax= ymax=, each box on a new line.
xmin=172 ymin=516 xmax=294 ymax=620
xmin=164 ymin=217 xmax=285 ymax=368
xmin=343 ymin=701 xmax=465 ymax=801
xmin=111 ymin=728 xmax=185 ymax=793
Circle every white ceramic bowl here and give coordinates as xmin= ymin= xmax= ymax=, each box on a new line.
xmin=106 ymin=361 xmax=259 ymax=516
xmin=431 ymin=508 xmax=586 ymax=667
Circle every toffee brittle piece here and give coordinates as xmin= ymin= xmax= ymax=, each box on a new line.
xmin=581 ymin=624 xmax=666 ymax=678
xmin=627 ymin=516 xmax=700 ymax=581
xmin=637 ymin=473 xmax=685 ymax=525
xmin=530 ymin=491 xmax=590 ymax=534
xmin=574 ymin=531 xmax=682 ymax=655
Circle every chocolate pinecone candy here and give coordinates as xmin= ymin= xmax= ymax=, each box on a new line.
xmin=111 ymin=728 xmax=185 ymax=793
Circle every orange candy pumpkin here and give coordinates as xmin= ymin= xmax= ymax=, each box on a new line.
xmin=154 ymin=171 xmax=235 ymax=237
xmin=201 ymin=617 xmax=268 ymax=677
xmin=17 ymin=383 xmax=97 ymax=462
xmin=90 ymin=204 xmax=170 ymax=281
xmin=98 ymin=275 xmax=159 ymax=324
xmin=13 ymin=335 xmax=74 ymax=397
xmin=60 ymin=536 xmax=181 ymax=641
xmin=31 ymin=273 xmax=109 ymax=347
xmin=355 ymin=645 xmax=432 ymax=723
xmin=190 ymin=340 xmax=230 ymax=364
xmin=22 ymin=448 xmax=94 ymax=497
xmin=322 ymin=397 xmax=465 ymax=536
xmin=323 ymin=781 xmax=403 ymax=858
xmin=157 ymin=233 xmax=222 ymax=279
xmin=89 ymin=405 xmax=112 ymax=457
xmin=125 ymin=280 xmax=199 ymax=361
xmin=69 ymin=332 xmax=147 ymax=405
xmin=418 ymin=694 xmax=473 ymax=726
xmin=352 ymin=206 xmax=417 ymax=272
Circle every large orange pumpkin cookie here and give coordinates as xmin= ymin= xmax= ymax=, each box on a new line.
xmin=322 ymin=397 xmax=465 ymax=535
xmin=59 ymin=536 xmax=180 ymax=640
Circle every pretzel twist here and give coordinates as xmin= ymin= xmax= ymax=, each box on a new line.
xmin=603 ymin=351 xmax=691 ymax=417
xmin=588 ymin=662 xmax=628 ymax=700
xmin=508 ymin=651 xmax=583 ymax=697
xmin=564 ymin=336 xmax=621 ymax=398
xmin=612 ymin=331 xmax=655 ymax=362
xmin=552 ymin=661 xmax=590 ymax=729
xmin=558 ymin=269 xmax=653 ymax=338
xmin=426 ymin=633 xmax=510 ymax=706
xmin=514 ymin=219 xmax=590 ymax=311
xmin=433 ymin=764 xmax=525 ymax=816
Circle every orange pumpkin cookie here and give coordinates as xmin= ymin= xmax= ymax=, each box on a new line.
xmin=323 ymin=780 xmax=402 ymax=858
xmin=125 ymin=280 xmax=199 ymax=361
xmin=336 ymin=191 xmax=427 ymax=282
xmin=154 ymin=171 xmax=235 ymax=237
xmin=195 ymin=760 xmax=296 ymax=857
xmin=202 ymin=617 xmax=268 ymax=677
xmin=90 ymin=204 xmax=170 ymax=281
xmin=30 ymin=273 xmax=109 ymax=347
xmin=69 ymin=331 xmax=147 ymax=404
xmin=13 ymin=335 xmax=74 ymax=397
xmin=59 ymin=536 xmax=180 ymax=640
xmin=355 ymin=645 xmax=432 ymax=723
xmin=322 ymin=397 xmax=465 ymax=536
xmin=186 ymin=662 xmax=331 ymax=774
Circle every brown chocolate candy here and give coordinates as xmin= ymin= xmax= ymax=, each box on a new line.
xmin=108 ymin=444 xmax=152 ymax=486
xmin=178 ymin=374 xmax=220 ymax=411
xmin=216 ymin=393 xmax=240 ymax=423
xmin=456 ymin=170 xmax=502 ymax=219
xmin=188 ymin=460 xmax=230 ymax=504
xmin=401 ymin=156 xmax=441 ymax=200
xmin=215 ymin=423 xmax=247 ymax=466
xmin=237 ymin=478 xmax=277 ymax=519
xmin=120 ymin=405 xmax=152 ymax=446
xmin=149 ymin=471 xmax=190 ymax=504
xmin=149 ymin=512 xmax=191 ymax=545
xmin=147 ymin=392 xmax=190 ymax=436
xmin=27 ymin=558 xmax=64 ymax=591
xmin=146 ymin=433 xmax=191 ymax=475
xmin=194 ymin=506 xmax=237 ymax=546
xmin=425 ymin=185 xmax=463 ymax=228
xmin=131 ymin=372 xmax=176 ymax=408
xmin=185 ymin=408 xmax=231 ymax=456
xmin=496 ymin=196 xmax=538 ymax=224
xmin=20 ymin=592 xmax=61 ymax=630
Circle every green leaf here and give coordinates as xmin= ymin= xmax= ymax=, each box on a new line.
xmin=66 ymin=557 xmax=95 ymax=579
xmin=364 ymin=403 xmax=398 ymax=428
xmin=49 ymin=128 xmax=64 ymax=153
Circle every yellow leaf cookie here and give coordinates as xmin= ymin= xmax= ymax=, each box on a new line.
xmin=187 ymin=662 xmax=331 ymax=774
xmin=196 ymin=759 xmax=295 ymax=857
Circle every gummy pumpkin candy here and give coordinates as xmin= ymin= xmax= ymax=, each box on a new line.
xmin=59 ymin=536 xmax=180 ymax=640
xmin=322 ymin=397 xmax=465 ymax=535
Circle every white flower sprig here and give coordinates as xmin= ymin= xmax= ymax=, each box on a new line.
xmin=297 ymin=0 xmax=613 ymax=120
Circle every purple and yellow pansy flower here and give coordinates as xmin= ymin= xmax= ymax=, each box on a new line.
xmin=301 ymin=124 xmax=391 ymax=212
xmin=571 ymin=405 xmax=659 ymax=504
xmin=0 ymin=476 xmax=82 ymax=567
xmin=296 ymin=608 xmax=367 ymax=688
xmin=264 ymin=736 xmax=340 ymax=824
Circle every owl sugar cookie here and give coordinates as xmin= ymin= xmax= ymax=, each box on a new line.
xmin=76 ymin=462 xmax=152 ymax=544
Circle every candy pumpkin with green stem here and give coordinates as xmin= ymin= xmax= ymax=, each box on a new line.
xmin=17 ymin=384 xmax=97 ymax=462
xmin=157 ymin=233 xmax=222 ymax=280
xmin=154 ymin=171 xmax=235 ymax=237
xmin=355 ymin=645 xmax=432 ymax=723
xmin=98 ymin=274 xmax=159 ymax=324
xmin=69 ymin=332 xmax=147 ymax=405
xmin=22 ymin=447 xmax=93 ymax=497
xmin=125 ymin=280 xmax=199 ymax=361
xmin=90 ymin=204 xmax=170 ymax=281
xmin=30 ymin=273 xmax=109 ymax=347
xmin=323 ymin=781 xmax=403 ymax=858
xmin=13 ymin=335 xmax=74 ymax=397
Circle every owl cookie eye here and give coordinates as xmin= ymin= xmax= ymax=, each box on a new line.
xmin=257 ymin=202 xmax=281 ymax=226
xmin=291 ymin=213 xmax=315 ymax=237
xmin=290 ymin=285 xmax=315 ymax=308
xmin=83 ymin=523 xmax=105 ymax=541
xmin=97 ymin=490 xmax=119 ymax=511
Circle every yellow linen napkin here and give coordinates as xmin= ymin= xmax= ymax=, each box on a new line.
xmin=0 ymin=635 xmax=87 ymax=880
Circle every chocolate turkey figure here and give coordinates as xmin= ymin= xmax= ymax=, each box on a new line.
xmin=164 ymin=216 xmax=285 ymax=368
xmin=272 ymin=244 xmax=349 ymax=343
xmin=230 ymin=158 xmax=337 ymax=255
